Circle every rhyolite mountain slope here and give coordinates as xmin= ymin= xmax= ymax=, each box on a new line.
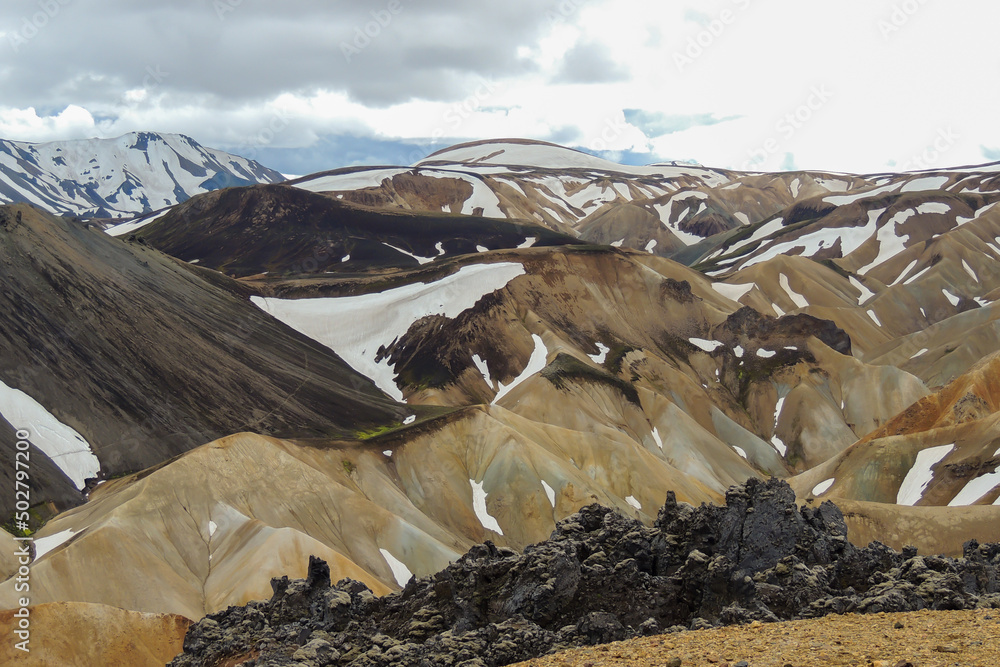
xmin=2 ymin=139 xmax=1000 ymax=637
xmin=0 ymin=132 xmax=283 ymax=218
xmin=0 ymin=203 xmax=408 ymax=518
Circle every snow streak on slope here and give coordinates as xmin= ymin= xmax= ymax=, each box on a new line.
xmin=897 ymin=444 xmax=954 ymax=506
xmin=33 ymin=529 xmax=77 ymax=559
xmin=739 ymin=209 xmax=884 ymax=270
xmin=379 ymin=548 xmax=413 ymax=587
xmin=105 ymin=208 xmax=170 ymax=237
xmin=948 ymin=469 xmax=1000 ymax=506
xmin=251 ymin=263 xmax=526 ymax=402
xmin=0 ymin=379 xmax=100 ymax=489
xmin=470 ymin=479 xmax=504 ymax=535
xmin=293 ymin=168 xmax=408 ymax=193
xmin=493 ymin=335 xmax=548 ymax=404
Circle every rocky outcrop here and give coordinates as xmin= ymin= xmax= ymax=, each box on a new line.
xmin=168 ymin=479 xmax=1000 ymax=666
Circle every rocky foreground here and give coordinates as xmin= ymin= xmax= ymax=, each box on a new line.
xmin=169 ymin=479 xmax=1000 ymax=666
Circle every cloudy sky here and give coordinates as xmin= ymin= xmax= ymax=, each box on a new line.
xmin=1 ymin=0 xmax=998 ymax=175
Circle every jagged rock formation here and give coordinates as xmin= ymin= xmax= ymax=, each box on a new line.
xmin=168 ymin=480 xmax=1000 ymax=667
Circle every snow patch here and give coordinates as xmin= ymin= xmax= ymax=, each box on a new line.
xmin=0 ymin=379 xmax=100 ymax=490
xmin=625 ymin=496 xmax=642 ymax=510
xmin=380 ymin=548 xmax=413 ymax=587
xmin=651 ymin=427 xmax=663 ymax=450
xmin=849 ymin=276 xmax=875 ymax=305
xmin=493 ymin=334 xmax=548 ymax=404
xmin=251 ymin=263 xmax=525 ymax=402
xmin=812 ymin=479 xmax=835 ymax=496
xmin=867 ymin=310 xmax=882 ymax=326
xmin=962 ymin=259 xmax=979 ymax=283
xmin=901 ymin=176 xmax=949 ymax=193
xmin=948 ymin=469 xmax=1000 ymax=507
xmin=470 ymin=479 xmax=504 ymax=535
xmin=541 ymin=480 xmax=556 ymax=507
xmin=910 ymin=348 xmax=929 ymax=359
xmin=711 ymin=282 xmax=755 ymax=303
xmin=383 ymin=243 xmax=435 ymax=265
xmin=734 ymin=346 xmax=744 ymax=358
xmin=897 ymin=444 xmax=954 ymax=506
xmin=903 ymin=265 xmax=931 ymax=285
xmin=779 ymin=274 xmax=809 ymax=309
xmin=942 ymin=289 xmax=960 ymax=306
xmin=789 ymin=178 xmax=801 ymax=198
xmin=208 ymin=521 xmax=218 ymax=538
xmin=105 ymin=208 xmax=170 ymax=237
xmin=403 ymin=415 xmax=416 ymax=425
xmin=645 ymin=239 xmax=658 ymax=253
xmin=472 ymin=354 xmax=494 ymax=389
xmin=33 ymin=529 xmax=76 ymax=560
xmin=689 ymin=338 xmax=725 ymax=353
xmin=476 ymin=245 xmax=489 ymax=253
xmin=733 ymin=446 xmax=748 ymax=459
xmin=518 ymin=237 xmax=537 ymax=249
xmin=757 ymin=349 xmax=776 ymax=358
xmin=611 ymin=238 xmax=624 ymax=248
xmin=588 ymin=342 xmax=610 ymax=365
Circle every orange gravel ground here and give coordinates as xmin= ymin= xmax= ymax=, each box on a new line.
xmin=512 ymin=609 xmax=1000 ymax=667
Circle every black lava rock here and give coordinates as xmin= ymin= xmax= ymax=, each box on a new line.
xmin=169 ymin=479 xmax=1000 ymax=667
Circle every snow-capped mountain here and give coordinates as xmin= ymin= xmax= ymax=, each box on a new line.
xmin=0 ymin=132 xmax=284 ymax=218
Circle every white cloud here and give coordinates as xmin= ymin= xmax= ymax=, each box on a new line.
xmin=1 ymin=1 xmax=999 ymax=174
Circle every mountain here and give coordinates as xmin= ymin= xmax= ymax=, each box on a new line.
xmin=0 ymin=132 xmax=284 ymax=218
xmin=2 ymin=137 xmax=1000 ymax=662
xmin=0 ymin=204 xmax=408 ymax=518
xmin=122 ymin=182 xmax=579 ymax=277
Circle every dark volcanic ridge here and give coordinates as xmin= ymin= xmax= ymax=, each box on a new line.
xmin=169 ymin=479 xmax=1000 ymax=667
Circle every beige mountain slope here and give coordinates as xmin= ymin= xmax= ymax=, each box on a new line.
xmin=7 ymin=142 xmax=1000 ymax=645
xmin=0 ymin=407 xmax=732 ymax=620
xmin=829 ymin=499 xmax=1000 ymax=556
xmin=0 ymin=602 xmax=189 ymax=667
xmin=790 ymin=352 xmax=1000 ymax=509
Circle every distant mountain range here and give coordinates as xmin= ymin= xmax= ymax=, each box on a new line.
xmin=1 ymin=135 xmax=999 ymax=665
xmin=0 ymin=132 xmax=284 ymax=218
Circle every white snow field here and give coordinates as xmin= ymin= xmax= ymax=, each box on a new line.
xmin=897 ymin=444 xmax=954 ymax=505
xmin=251 ymin=262 xmax=526 ymax=402
xmin=470 ymin=479 xmax=504 ymax=535
xmin=0 ymin=379 xmax=100 ymax=489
